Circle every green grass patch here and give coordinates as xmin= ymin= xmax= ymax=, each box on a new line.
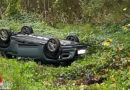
xmin=0 ymin=15 xmax=129 ymax=90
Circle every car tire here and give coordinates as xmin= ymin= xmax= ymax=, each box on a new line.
xmin=21 ymin=26 xmax=33 ymax=34
xmin=47 ymin=38 xmax=60 ymax=53
xmin=66 ymin=35 xmax=79 ymax=42
xmin=44 ymin=38 xmax=61 ymax=59
xmin=0 ymin=29 xmax=11 ymax=48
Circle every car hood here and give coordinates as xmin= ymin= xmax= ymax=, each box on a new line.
xmin=11 ymin=34 xmax=78 ymax=45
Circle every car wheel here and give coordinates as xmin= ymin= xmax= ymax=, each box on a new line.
xmin=0 ymin=29 xmax=11 ymax=48
xmin=44 ymin=38 xmax=61 ymax=59
xmin=21 ymin=26 xmax=33 ymax=34
xmin=47 ymin=38 xmax=60 ymax=53
xmin=66 ymin=35 xmax=79 ymax=42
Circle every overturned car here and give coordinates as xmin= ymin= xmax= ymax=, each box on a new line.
xmin=0 ymin=26 xmax=89 ymax=64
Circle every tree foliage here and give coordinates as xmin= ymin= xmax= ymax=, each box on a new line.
xmin=0 ymin=0 xmax=129 ymax=23
xmin=5 ymin=0 xmax=21 ymax=16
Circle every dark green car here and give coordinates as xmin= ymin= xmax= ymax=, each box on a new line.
xmin=0 ymin=26 xmax=89 ymax=64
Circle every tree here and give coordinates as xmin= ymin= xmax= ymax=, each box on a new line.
xmin=5 ymin=0 xmax=21 ymax=16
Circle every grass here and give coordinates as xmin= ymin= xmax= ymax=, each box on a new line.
xmin=0 ymin=15 xmax=130 ymax=90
